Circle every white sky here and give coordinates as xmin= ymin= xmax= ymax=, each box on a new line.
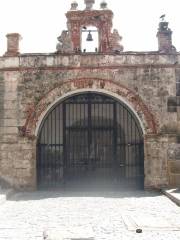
xmin=0 ymin=0 xmax=179 ymax=55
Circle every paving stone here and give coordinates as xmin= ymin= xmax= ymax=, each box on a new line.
xmin=0 ymin=190 xmax=180 ymax=240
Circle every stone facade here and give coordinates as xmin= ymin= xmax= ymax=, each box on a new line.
xmin=0 ymin=1 xmax=179 ymax=190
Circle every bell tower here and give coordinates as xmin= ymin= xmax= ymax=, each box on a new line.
xmin=56 ymin=0 xmax=123 ymax=53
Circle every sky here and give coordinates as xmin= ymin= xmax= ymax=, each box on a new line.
xmin=0 ymin=0 xmax=179 ymax=55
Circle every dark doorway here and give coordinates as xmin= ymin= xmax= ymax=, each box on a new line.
xmin=37 ymin=92 xmax=144 ymax=189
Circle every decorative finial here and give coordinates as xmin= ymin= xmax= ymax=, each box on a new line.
xmin=100 ymin=0 xmax=108 ymax=9
xmin=70 ymin=1 xmax=78 ymax=10
xmin=84 ymin=0 xmax=95 ymax=10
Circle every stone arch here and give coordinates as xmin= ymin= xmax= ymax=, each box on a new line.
xmin=20 ymin=78 xmax=158 ymax=138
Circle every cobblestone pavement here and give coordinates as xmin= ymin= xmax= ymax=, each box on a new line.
xmin=0 ymin=190 xmax=180 ymax=240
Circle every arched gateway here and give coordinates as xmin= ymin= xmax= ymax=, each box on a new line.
xmin=37 ymin=92 xmax=144 ymax=189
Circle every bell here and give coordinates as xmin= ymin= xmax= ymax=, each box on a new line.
xmin=86 ymin=31 xmax=93 ymax=41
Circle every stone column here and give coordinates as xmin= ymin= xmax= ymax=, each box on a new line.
xmin=4 ymin=33 xmax=22 ymax=56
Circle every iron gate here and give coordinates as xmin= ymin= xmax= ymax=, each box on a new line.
xmin=37 ymin=92 xmax=144 ymax=188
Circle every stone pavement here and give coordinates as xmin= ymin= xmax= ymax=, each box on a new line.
xmin=0 ymin=190 xmax=180 ymax=240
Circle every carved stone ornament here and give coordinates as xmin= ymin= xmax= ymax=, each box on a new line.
xmin=56 ymin=30 xmax=73 ymax=53
xmin=70 ymin=1 xmax=78 ymax=10
xmin=100 ymin=0 xmax=108 ymax=9
xmin=84 ymin=0 xmax=95 ymax=10
xmin=109 ymin=29 xmax=124 ymax=52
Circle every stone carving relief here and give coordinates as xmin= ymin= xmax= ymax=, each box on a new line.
xmin=109 ymin=29 xmax=124 ymax=52
xmin=56 ymin=30 xmax=73 ymax=53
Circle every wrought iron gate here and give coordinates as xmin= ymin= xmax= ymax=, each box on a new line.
xmin=37 ymin=93 xmax=144 ymax=188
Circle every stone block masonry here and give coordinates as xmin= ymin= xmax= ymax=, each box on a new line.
xmin=0 ymin=52 xmax=179 ymax=190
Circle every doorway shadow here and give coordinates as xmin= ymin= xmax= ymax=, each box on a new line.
xmin=9 ymin=186 xmax=161 ymax=202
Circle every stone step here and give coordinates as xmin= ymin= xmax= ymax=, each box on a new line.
xmin=162 ymin=188 xmax=180 ymax=206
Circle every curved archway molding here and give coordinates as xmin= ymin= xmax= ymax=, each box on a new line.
xmin=20 ymin=78 xmax=158 ymax=138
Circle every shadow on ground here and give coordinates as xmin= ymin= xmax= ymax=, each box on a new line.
xmin=8 ymin=186 xmax=161 ymax=201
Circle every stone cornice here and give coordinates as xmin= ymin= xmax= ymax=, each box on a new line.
xmin=0 ymin=53 xmax=179 ymax=69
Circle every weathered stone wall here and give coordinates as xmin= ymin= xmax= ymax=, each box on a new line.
xmin=0 ymin=53 xmax=179 ymax=189
xmin=0 ymin=59 xmax=36 ymax=189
